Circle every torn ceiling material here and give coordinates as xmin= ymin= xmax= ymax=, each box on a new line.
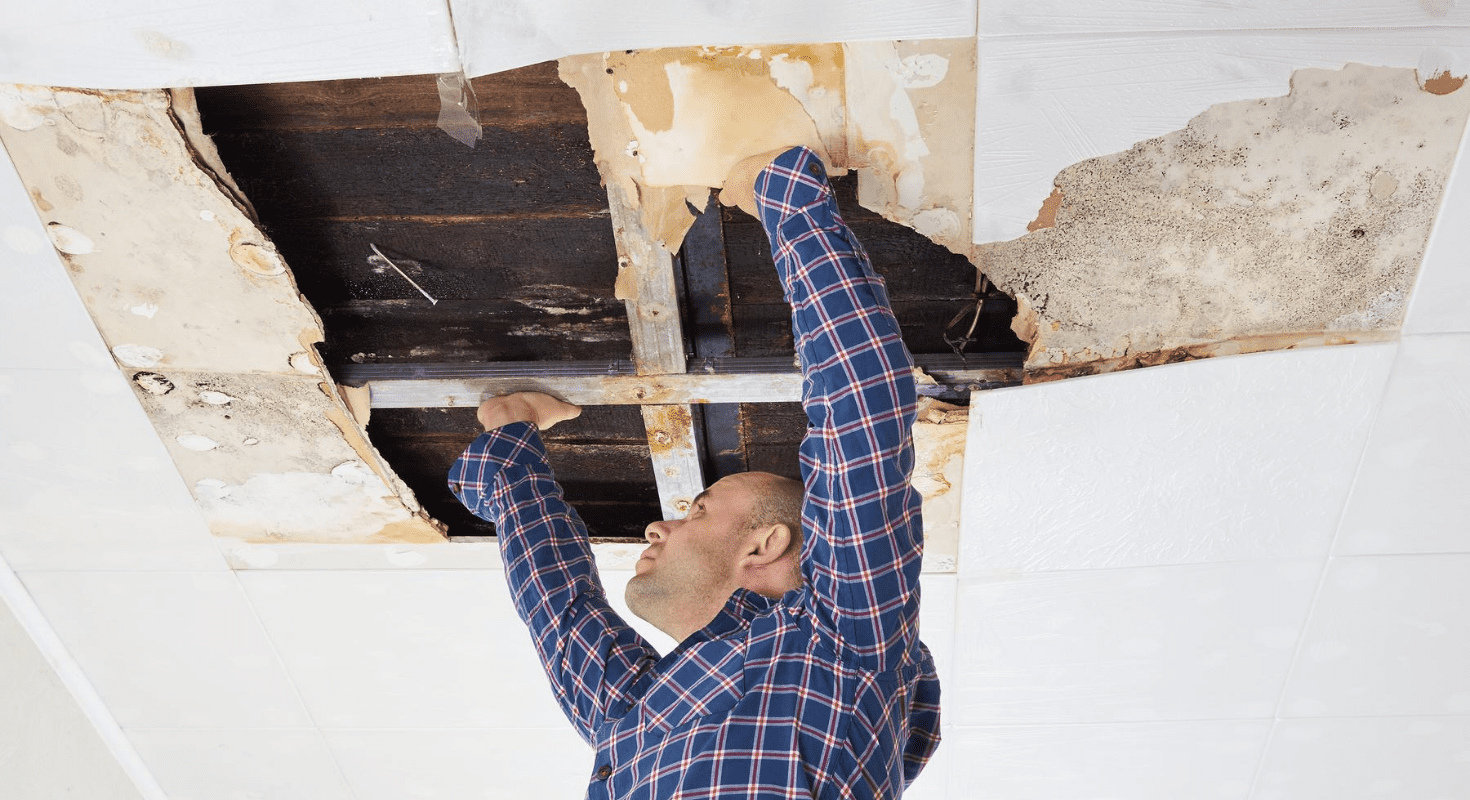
xmin=0 ymin=85 xmax=441 ymax=544
xmin=559 ymin=39 xmax=978 ymax=258
xmin=977 ymin=64 xmax=1470 ymax=380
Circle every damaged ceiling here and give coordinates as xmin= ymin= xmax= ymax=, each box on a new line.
xmin=1 ymin=41 xmax=1463 ymax=555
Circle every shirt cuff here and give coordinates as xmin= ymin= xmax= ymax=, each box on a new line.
xmin=448 ymin=422 xmax=546 ymax=512
xmin=753 ymin=146 xmax=833 ymax=232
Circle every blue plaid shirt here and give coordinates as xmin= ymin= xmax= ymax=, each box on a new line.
xmin=451 ymin=146 xmax=939 ymax=799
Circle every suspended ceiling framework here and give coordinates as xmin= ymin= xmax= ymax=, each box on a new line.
xmin=0 ymin=40 xmax=1465 ymax=557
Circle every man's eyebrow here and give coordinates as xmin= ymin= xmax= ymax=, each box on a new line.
xmin=690 ymin=489 xmax=710 ymax=509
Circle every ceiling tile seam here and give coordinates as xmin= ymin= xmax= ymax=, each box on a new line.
xmin=226 ymin=568 xmax=360 ymax=799
xmin=1403 ymin=106 xmax=1470 ymax=334
xmin=1243 ymin=354 xmax=1403 ymax=800
xmin=0 ymin=555 xmax=169 ymax=800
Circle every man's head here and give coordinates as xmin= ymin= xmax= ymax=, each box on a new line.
xmin=625 ymin=471 xmax=804 ymax=641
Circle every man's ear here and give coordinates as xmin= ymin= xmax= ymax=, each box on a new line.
xmin=742 ymin=523 xmax=793 ymax=567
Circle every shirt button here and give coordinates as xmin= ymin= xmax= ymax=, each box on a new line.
xmin=807 ymin=162 xmax=823 ymax=176
xmin=449 ymin=482 xmax=461 ymax=494
xmin=595 ymin=764 xmax=612 ymax=780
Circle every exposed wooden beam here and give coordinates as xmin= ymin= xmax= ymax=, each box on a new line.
xmin=607 ymin=182 xmax=704 ymax=518
xmin=680 ymin=196 xmax=748 ymax=478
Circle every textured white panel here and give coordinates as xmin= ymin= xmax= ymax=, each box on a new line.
xmin=918 ymin=574 xmax=957 ymax=690
xmin=0 ymin=368 xmax=225 ymax=571
xmin=952 ymin=560 xmax=1320 ymax=725
xmin=325 ymin=728 xmax=592 ymax=800
xmin=961 ymin=345 xmax=1395 ymax=573
xmin=1254 ymin=716 xmax=1470 ymax=800
xmin=1281 ymin=554 xmax=1470 ymax=718
xmin=1406 ymin=120 xmax=1470 ymax=334
xmin=974 ymin=30 xmax=1470 ymax=243
xmin=19 ymin=571 xmax=311 ymax=728
xmin=0 ymin=561 xmax=159 ymax=800
xmin=450 ymin=0 xmax=976 ymax=78
xmin=947 ymin=721 xmax=1270 ymax=800
xmin=221 ymin=540 xmax=505 ymax=571
xmin=0 ymin=148 xmax=112 ymax=370
xmin=240 ymin=570 xmax=567 ymax=728
xmin=981 ymin=1 xmax=1470 ymax=36
xmin=127 ymin=729 xmax=351 ymax=800
xmin=1336 ymin=334 xmax=1470 ymax=555
xmin=0 ymin=0 xmax=458 ymax=88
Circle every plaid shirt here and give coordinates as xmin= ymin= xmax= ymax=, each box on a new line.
xmin=451 ymin=146 xmax=939 ymax=799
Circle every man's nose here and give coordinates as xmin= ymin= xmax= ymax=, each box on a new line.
xmin=644 ymin=520 xmax=672 ymax=543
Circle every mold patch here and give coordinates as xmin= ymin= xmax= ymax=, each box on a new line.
xmin=975 ymin=63 xmax=1470 ymax=377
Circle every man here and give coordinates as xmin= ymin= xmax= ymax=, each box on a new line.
xmin=450 ymin=146 xmax=939 ymax=799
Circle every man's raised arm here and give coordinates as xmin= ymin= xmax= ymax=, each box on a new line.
xmin=734 ymin=146 xmax=925 ymax=674
xmin=449 ymin=393 xmax=659 ymax=742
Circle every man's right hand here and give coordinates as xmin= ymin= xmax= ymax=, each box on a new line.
xmin=476 ymin=392 xmax=581 ymax=432
xmin=718 ymin=146 xmax=828 ymax=219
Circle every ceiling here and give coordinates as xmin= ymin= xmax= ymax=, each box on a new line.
xmin=192 ymin=63 xmax=1024 ymax=538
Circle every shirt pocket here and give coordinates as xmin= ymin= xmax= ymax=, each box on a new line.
xmin=637 ymin=639 xmax=748 ymax=738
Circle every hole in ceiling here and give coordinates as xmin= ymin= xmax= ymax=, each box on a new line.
xmin=193 ymin=63 xmax=1024 ymax=539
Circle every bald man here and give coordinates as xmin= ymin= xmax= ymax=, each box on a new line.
xmin=451 ymin=146 xmax=939 ymax=799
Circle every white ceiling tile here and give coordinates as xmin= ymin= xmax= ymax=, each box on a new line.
xmin=952 ymin=560 xmax=1321 ymax=725
xmin=975 ymin=31 xmax=1470 ymax=243
xmin=325 ymin=728 xmax=592 ymax=800
xmin=1336 ymin=334 xmax=1470 ymax=555
xmin=0 ymin=368 xmax=224 ymax=571
xmin=239 ymin=570 xmax=569 ymax=729
xmin=980 ymin=1 xmax=1470 ymax=36
xmin=0 ymin=0 xmax=459 ymax=88
xmin=961 ymin=345 xmax=1395 ymax=573
xmin=920 ymin=573 xmax=958 ymax=690
xmin=127 ymin=728 xmax=350 ymax=800
xmin=1405 ymin=118 xmax=1470 ymax=335
xmin=1253 ymin=716 xmax=1470 ymax=800
xmin=948 ymin=720 xmax=1270 ymax=800
xmin=450 ymin=0 xmax=976 ymax=78
xmin=1281 ymin=554 xmax=1470 ymax=718
xmin=19 ymin=571 xmax=311 ymax=728
xmin=0 ymin=153 xmax=112 ymax=371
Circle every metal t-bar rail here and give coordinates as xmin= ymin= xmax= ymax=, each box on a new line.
xmin=339 ymin=353 xmax=1024 ymax=409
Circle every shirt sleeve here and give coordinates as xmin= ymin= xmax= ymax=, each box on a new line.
xmin=753 ymin=146 xmax=924 ymax=674
xmin=449 ymin=423 xmax=659 ymax=744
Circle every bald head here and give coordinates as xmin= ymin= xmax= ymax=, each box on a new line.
xmin=738 ymin=472 xmax=805 ymax=591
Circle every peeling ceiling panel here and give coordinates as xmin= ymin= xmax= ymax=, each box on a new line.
xmin=981 ymin=64 xmax=1469 ymax=377
xmin=0 ymin=0 xmax=459 ymax=89
xmin=450 ymin=0 xmax=977 ymax=78
xmin=973 ymin=31 xmax=1470 ymax=242
xmin=980 ymin=0 xmax=1470 ymax=35
xmin=1405 ymin=116 xmax=1470 ymax=335
xmin=0 ymin=86 xmax=440 ymax=544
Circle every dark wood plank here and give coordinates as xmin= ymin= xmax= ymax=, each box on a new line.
xmin=730 ymin=300 xmax=1020 ymax=357
xmin=313 ymin=299 xmax=632 ymax=364
xmin=209 ymin=125 xmax=606 ymax=220
xmin=266 ymin=217 xmax=618 ymax=304
xmin=367 ymin=406 xmax=648 ymax=442
xmin=725 ymin=218 xmax=979 ymax=305
xmin=194 ymin=64 xmax=586 ymax=132
xmin=367 ymin=428 xmax=659 ymax=538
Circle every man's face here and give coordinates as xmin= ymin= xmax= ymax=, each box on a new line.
xmin=624 ymin=473 xmax=762 ymax=640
